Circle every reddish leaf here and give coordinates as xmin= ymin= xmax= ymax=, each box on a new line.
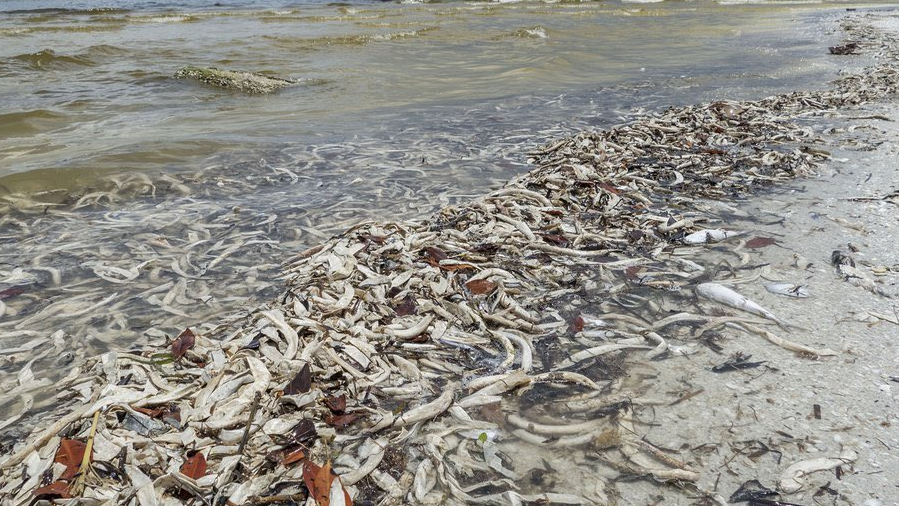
xmin=325 ymin=413 xmax=361 ymax=428
xmin=171 ymin=328 xmax=196 ymax=361
xmin=598 ymin=183 xmax=621 ymax=194
xmin=134 ymin=404 xmax=181 ymax=424
xmin=281 ymin=447 xmax=306 ymax=466
xmin=624 ymin=266 xmax=644 ymax=281
xmin=325 ymin=394 xmax=347 ymax=414
xmin=571 ymin=316 xmax=585 ymax=334
xmin=284 ymin=363 xmax=312 ymax=396
xmin=361 ymin=234 xmax=386 ymax=244
xmin=134 ymin=406 xmax=164 ymax=418
xmin=393 ymin=296 xmax=417 ymax=317
xmin=475 ymin=402 xmax=505 ymax=426
xmin=303 ymin=461 xmax=334 ymax=506
xmin=440 ymin=263 xmax=475 ymax=272
xmin=0 ymin=287 xmax=24 ymax=300
xmin=745 ymin=237 xmax=777 ymax=249
xmin=465 ymin=279 xmax=497 ymax=295
xmin=55 ymin=439 xmax=87 ymax=481
xmin=330 ymin=476 xmax=353 ymax=506
xmin=292 ymin=419 xmax=317 ymax=443
xmin=33 ymin=481 xmax=71 ymax=499
xmin=540 ymin=209 xmax=563 ymax=217
xmin=180 ymin=451 xmax=207 ymax=480
xmin=541 ymin=234 xmax=569 ymax=246
xmin=423 ymin=246 xmax=448 ymax=264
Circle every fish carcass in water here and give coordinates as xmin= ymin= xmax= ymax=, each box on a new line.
xmin=683 ymin=229 xmax=743 ymax=245
xmin=696 ymin=282 xmax=786 ymax=327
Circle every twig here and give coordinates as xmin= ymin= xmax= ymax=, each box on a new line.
xmin=237 ymin=392 xmax=262 ymax=456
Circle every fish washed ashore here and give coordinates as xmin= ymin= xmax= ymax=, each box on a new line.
xmin=2 ymin=12 xmax=898 ymax=506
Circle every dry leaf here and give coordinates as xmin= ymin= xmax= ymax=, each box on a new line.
xmin=598 ymin=182 xmax=621 ymax=194
xmin=134 ymin=404 xmax=181 ymax=424
xmin=281 ymin=447 xmax=306 ymax=466
xmin=423 ymin=246 xmax=448 ymax=264
xmin=325 ymin=394 xmax=347 ymax=413
xmin=325 ymin=413 xmax=361 ymax=427
xmin=55 ymin=439 xmax=87 ymax=481
xmin=465 ymin=279 xmax=497 ymax=295
xmin=180 ymin=451 xmax=207 ymax=479
xmin=292 ymin=419 xmax=317 ymax=444
xmin=303 ymin=461 xmax=333 ymax=506
xmin=33 ymin=481 xmax=71 ymax=499
xmin=440 ymin=263 xmax=475 ymax=272
xmin=329 ymin=475 xmax=353 ymax=506
xmin=571 ymin=316 xmax=585 ymax=334
xmin=541 ymin=234 xmax=569 ymax=246
xmin=284 ymin=363 xmax=311 ymax=395
xmin=0 ymin=287 xmax=24 ymax=300
xmin=171 ymin=328 xmax=196 ymax=361
xmin=745 ymin=237 xmax=777 ymax=249
xmin=393 ymin=296 xmax=417 ymax=316
xmin=624 ymin=266 xmax=643 ymax=280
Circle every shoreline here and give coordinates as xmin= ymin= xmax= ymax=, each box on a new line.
xmin=2 ymin=10 xmax=899 ymax=506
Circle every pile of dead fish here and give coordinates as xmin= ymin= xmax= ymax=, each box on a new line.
xmin=1 ymin=13 xmax=897 ymax=506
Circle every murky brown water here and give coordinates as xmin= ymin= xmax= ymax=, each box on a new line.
xmin=0 ymin=0 xmax=882 ymax=418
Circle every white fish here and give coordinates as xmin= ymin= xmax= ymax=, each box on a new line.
xmin=696 ymin=283 xmax=785 ymax=326
xmin=779 ymin=449 xmax=857 ymax=493
xmin=683 ymin=228 xmax=743 ymax=245
xmin=765 ymin=283 xmax=810 ymax=298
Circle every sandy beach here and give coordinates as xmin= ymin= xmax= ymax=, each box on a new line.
xmin=2 ymin=7 xmax=899 ymax=506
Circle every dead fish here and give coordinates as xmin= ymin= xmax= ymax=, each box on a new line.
xmin=765 ymin=283 xmax=810 ymax=298
xmin=696 ymin=283 xmax=785 ymax=327
xmin=683 ymin=229 xmax=743 ymax=245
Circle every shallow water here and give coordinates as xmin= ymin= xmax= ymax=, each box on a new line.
xmin=0 ymin=0 xmax=883 ymax=416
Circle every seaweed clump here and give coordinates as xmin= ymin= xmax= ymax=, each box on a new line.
xmin=174 ymin=66 xmax=295 ymax=94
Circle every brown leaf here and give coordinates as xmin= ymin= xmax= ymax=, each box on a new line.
xmin=325 ymin=394 xmax=347 ymax=414
xmin=393 ymin=296 xmax=417 ymax=317
xmin=745 ymin=237 xmax=777 ymax=249
xmin=303 ymin=460 xmax=334 ymax=506
xmin=465 ymin=279 xmax=497 ymax=295
xmin=180 ymin=451 xmax=207 ymax=480
xmin=33 ymin=481 xmax=71 ymax=499
xmin=281 ymin=447 xmax=306 ymax=466
xmin=135 ymin=404 xmax=181 ymax=424
xmin=325 ymin=413 xmax=361 ymax=428
xmin=475 ymin=402 xmax=505 ymax=426
xmin=171 ymin=328 xmax=196 ymax=361
xmin=423 ymin=246 xmax=448 ymax=264
xmin=0 ymin=287 xmax=24 ymax=300
xmin=331 ymin=477 xmax=353 ymax=506
xmin=540 ymin=209 xmax=564 ymax=217
xmin=624 ymin=266 xmax=643 ymax=281
xmin=571 ymin=316 xmax=585 ymax=334
xmin=598 ymin=183 xmax=621 ymax=194
xmin=440 ymin=263 xmax=476 ymax=272
xmin=284 ymin=363 xmax=311 ymax=395
xmin=292 ymin=419 xmax=317 ymax=444
xmin=541 ymin=234 xmax=569 ymax=246
xmin=55 ymin=439 xmax=87 ymax=481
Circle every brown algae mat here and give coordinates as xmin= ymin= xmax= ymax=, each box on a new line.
xmin=1 ymin=13 xmax=898 ymax=506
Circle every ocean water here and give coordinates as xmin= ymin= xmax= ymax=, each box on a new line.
xmin=0 ymin=0 xmax=880 ymax=408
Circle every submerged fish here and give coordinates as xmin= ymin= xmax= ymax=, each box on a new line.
xmin=683 ymin=229 xmax=743 ymax=245
xmin=696 ymin=282 xmax=786 ymax=326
